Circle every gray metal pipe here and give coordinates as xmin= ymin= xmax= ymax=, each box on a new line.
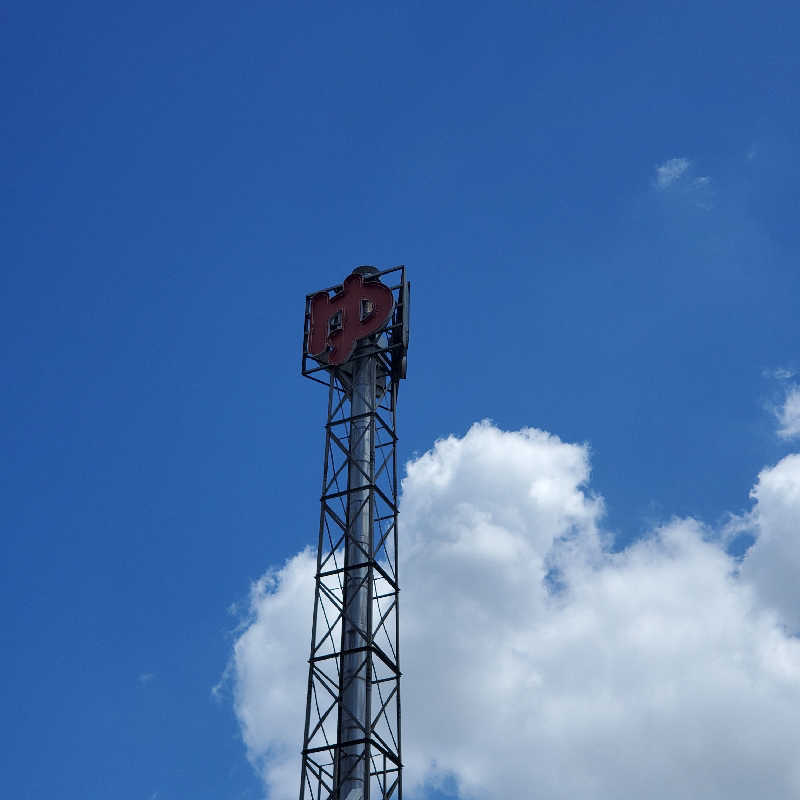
xmin=339 ymin=342 xmax=376 ymax=800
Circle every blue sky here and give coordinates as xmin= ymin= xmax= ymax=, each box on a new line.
xmin=3 ymin=2 xmax=800 ymax=798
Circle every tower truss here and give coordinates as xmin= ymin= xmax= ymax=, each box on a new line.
xmin=299 ymin=266 xmax=409 ymax=800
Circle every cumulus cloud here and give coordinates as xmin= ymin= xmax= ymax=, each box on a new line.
xmin=230 ymin=552 xmax=314 ymax=794
xmin=740 ymin=453 xmax=800 ymax=630
xmin=228 ymin=421 xmax=800 ymax=800
xmin=775 ymin=385 xmax=800 ymax=440
xmin=655 ymin=157 xmax=690 ymax=189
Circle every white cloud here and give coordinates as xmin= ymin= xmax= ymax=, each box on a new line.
xmin=775 ymin=386 xmax=800 ymax=439
xmin=655 ymin=157 xmax=690 ymax=189
xmin=653 ymin=157 xmax=713 ymax=207
xmin=741 ymin=453 xmax=800 ymax=630
xmin=763 ymin=367 xmax=796 ymax=380
xmin=227 ymin=421 xmax=800 ymax=800
xmin=230 ymin=552 xmax=314 ymax=794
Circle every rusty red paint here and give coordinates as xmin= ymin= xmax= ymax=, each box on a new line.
xmin=307 ymin=273 xmax=394 ymax=366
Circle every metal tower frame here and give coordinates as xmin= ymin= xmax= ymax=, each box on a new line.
xmin=299 ymin=266 xmax=409 ymax=800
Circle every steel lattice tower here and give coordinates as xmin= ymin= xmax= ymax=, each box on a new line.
xmin=300 ymin=266 xmax=409 ymax=800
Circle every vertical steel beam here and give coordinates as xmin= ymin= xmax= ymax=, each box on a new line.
xmin=338 ymin=344 xmax=376 ymax=800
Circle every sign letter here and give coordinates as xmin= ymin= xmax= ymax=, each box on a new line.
xmin=307 ymin=273 xmax=394 ymax=366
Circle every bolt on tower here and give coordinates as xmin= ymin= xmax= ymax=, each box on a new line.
xmin=300 ymin=266 xmax=410 ymax=800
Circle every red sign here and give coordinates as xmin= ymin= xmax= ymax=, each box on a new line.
xmin=307 ymin=273 xmax=394 ymax=366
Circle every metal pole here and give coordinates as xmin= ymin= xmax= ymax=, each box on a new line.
xmin=339 ymin=342 xmax=376 ymax=800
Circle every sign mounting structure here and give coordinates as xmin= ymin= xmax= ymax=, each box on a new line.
xmin=299 ymin=265 xmax=410 ymax=800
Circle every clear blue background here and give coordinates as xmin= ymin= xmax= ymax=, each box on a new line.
xmin=2 ymin=1 xmax=798 ymax=797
